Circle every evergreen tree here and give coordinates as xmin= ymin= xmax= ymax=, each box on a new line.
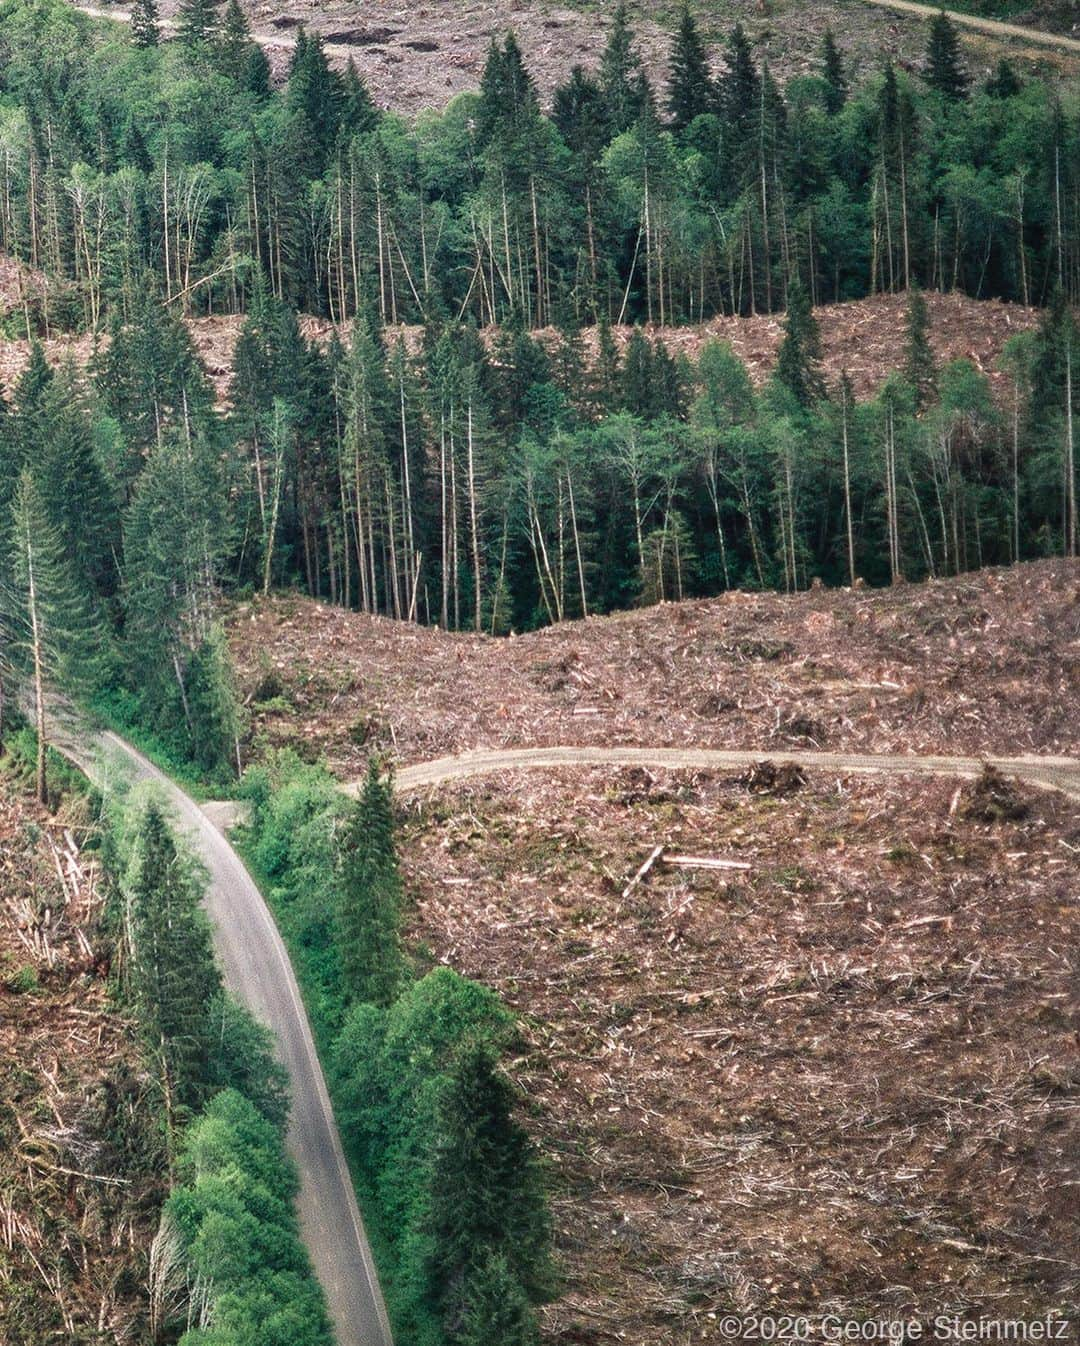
xmin=622 ymin=328 xmax=655 ymax=419
xmin=124 ymin=803 xmax=221 ymax=1122
xmin=903 ymin=285 xmax=937 ymax=410
xmin=6 ymin=472 xmax=103 ymax=802
xmin=130 ymin=0 xmax=159 ymax=48
xmin=820 ymin=28 xmax=847 ymax=115
xmin=925 ymin=10 xmax=969 ymax=100
xmin=600 ymin=2 xmax=646 ymax=134
xmin=176 ymin=0 xmax=221 ymax=53
xmin=287 ymin=28 xmax=343 ymax=176
xmin=774 ymin=278 xmax=824 ymax=406
xmin=722 ymin=23 xmax=760 ymax=132
xmin=666 ymin=6 xmax=716 ymax=131
xmin=244 ymin=41 xmax=272 ymax=96
xmin=552 ymin=65 xmax=609 ymax=161
xmin=986 ymin=58 xmax=1021 ymax=99
xmin=217 ymin=0 xmax=251 ymax=80
xmin=338 ymin=761 xmax=407 ymax=1007
xmin=426 ymin=1043 xmax=552 ymax=1332
xmin=341 ymin=58 xmax=379 ymax=134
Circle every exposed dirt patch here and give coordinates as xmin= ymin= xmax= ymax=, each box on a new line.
xmin=397 ymin=765 xmax=1079 ymax=1341
xmin=0 ymin=291 xmax=1045 ymax=409
xmin=231 ymin=559 xmax=1080 ymax=772
xmin=0 ymin=773 xmax=161 ymax=1345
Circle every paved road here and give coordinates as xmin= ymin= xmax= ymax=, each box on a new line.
xmin=54 ymin=724 xmax=394 ymax=1346
xmin=387 ymin=745 xmax=1080 ymax=800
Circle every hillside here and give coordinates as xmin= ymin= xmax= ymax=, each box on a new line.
xmin=73 ymin=0 xmax=1080 ymax=114
xmin=0 ymin=291 xmax=1045 ymax=406
xmin=0 ymin=772 xmax=161 ymax=1345
xmin=230 ymin=559 xmax=1080 ymax=772
xmin=397 ymin=764 xmax=1079 ymax=1341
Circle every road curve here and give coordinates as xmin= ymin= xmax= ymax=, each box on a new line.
xmin=54 ymin=724 xmax=394 ymax=1346
xmin=383 ymin=745 xmax=1080 ymax=800
xmin=859 ymin=0 xmax=1080 ymax=55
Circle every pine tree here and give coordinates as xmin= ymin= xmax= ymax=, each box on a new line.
xmin=774 ymin=278 xmax=824 ymax=406
xmin=176 ymin=0 xmax=221 ymax=53
xmin=925 ymin=10 xmax=969 ymax=100
xmin=338 ymin=761 xmax=407 ymax=1007
xmin=600 ymin=2 xmax=646 ymax=135
xmin=124 ymin=803 xmax=221 ymax=1122
xmin=903 ymin=285 xmax=937 ymax=410
xmin=130 ymin=0 xmax=159 ymax=48
xmin=666 ymin=6 xmax=716 ymax=131
xmin=820 ymin=28 xmax=847 ymax=115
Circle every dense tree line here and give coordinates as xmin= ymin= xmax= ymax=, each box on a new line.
xmin=1 ymin=274 xmax=1076 ymax=784
xmin=1 ymin=0 xmax=1079 ymax=333
xmin=241 ymin=751 xmax=553 ymax=1346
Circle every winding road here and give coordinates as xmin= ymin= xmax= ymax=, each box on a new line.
xmin=52 ymin=722 xmax=394 ymax=1346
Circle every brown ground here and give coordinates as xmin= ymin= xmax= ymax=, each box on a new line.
xmin=397 ymin=763 xmax=1079 ymax=1341
xmin=0 ymin=770 xmax=160 ymax=1345
xmin=76 ymin=0 xmax=1080 ymax=113
xmin=231 ymin=559 xmax=1080 ymax=774
xmin=0 ymin=291 xmax=1045 ymax=407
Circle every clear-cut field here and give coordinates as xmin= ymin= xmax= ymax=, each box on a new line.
xmin=397 ymin=764 xmax=1079 ymax=1341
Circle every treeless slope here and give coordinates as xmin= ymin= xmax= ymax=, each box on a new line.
xmin=397 ymin=765 xmax=1080 ymax=1343
xmin=231 ymin=559 xmax=1080 ymax=772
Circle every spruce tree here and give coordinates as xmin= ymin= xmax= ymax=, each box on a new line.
xmin=986 ymin=58 xmax=1021 ymax=98
xmin=217 ymin=0 xmax=250 ymax=80
xmin=130 ymin=0 xmax=159 ymax=48
xmin=666 ymin=6 xmax=716 ymax=131
xmin=722 ymin=23 xmax=760 ymax=132
xmin=124 ymin=803 xmax=221 ymax=1118
xmin=903 ymin=285 xmax=937 ymax=410
xmin=925 ymin=10 xmax=969 ymax=100
xmin=338 ymin=761 xmax=407 ymax=1007
xmin=820 ymin=28 xmax=847 ymax=115
xmin=426 ymin=1043 xmax=552 ymax=1329
xmin=7 ymin=472 xmax=102 ymax=801
xmin=600 ymin=2 xmax=646 ymax=135
xmin=176 ymin=0 xmax=221 ymax=53
xmin=341 ymin=58 xmax=379 ymax=134
xmin=622 ymin=328 xmax=655 ymax=420
xmin=774 ymin=278 xmax=824 ymax=406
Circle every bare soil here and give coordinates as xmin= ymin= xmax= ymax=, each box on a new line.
xmin=396 ymin=763 xmax=1080 ymax=1341
xmin=231 ymin=558 xmax=1080 ymax=773
xmin=0 ymin=771 xmax=160 ymax=1345
xmin=0 ymin=291 xmax=1045 ymax=407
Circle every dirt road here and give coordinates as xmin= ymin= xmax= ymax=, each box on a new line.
xmin=53 ymin=722 xmax=394 ymax=1346
xmin=388 ymin=745 xmax=1080 ymax=799
xmin=860 ymin=0 xmax=1080 ymax=54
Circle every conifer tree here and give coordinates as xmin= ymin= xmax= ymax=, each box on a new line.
xmin=124 ymin=803 xmax=221 ymax=1123
xmin=986 ymin=58 xmax=1021 ymax=98
xmin=338 ymin=761 xmax=407 ymax=1007
xmin=6 ymin=473 xmax=102 ymax=802
xmin=130 ymin=0 xmax=159 ymax=48
xmin=722 ymin=23 xmax=760 ymax=133
xmin=820 ymin=28 xmax=847 ymax=115
xmin=600 ymin=2 xmax=646 ymax=135
xmin=217 ymin=0 xmax=251 ymax=80
xmin=903 ymin=285 xmax=937 ymax=410
xmin=176 ymin=0 xmax=221 ymax=53
xmin=426 ymin=1043 xmax=552 ymax=1333
xmin=774 ymin=278 xmax=824 ymax=406
xmin=666 ymin=6 xmax=716 ymax=131
xmin=925 ymin=10 xmax=969 ymax=100
xmin=622 ymin=328 xmax=655 ymax=420
xmin=341 ymin=58 xmax=379 ymax=134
